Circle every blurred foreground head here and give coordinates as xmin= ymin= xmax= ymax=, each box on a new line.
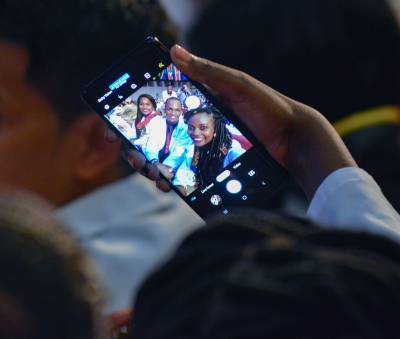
xmin=0 ymin=194 xmax=102 ymax=339
xmin=131 ymin=212 xmax=400 ymax=339
xmin=0 ymin=0 xmax=175 ymax=205
xmin=189 ymin=0 xmax=400 ymax=121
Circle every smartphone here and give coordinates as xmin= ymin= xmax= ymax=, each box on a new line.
xmin=82 ymin=37 xmax=288 ymax=219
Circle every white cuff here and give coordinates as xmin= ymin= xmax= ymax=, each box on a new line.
xmin=307 ymin=167 xmax=400 ymax=242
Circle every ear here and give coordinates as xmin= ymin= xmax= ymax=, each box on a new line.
xmin=65 ymin=114 xmax=122 ymax=181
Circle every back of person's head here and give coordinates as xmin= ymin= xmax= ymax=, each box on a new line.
xmin=188 ymin=0 xmax=400 ymax=121
xmin=131 ymin=211 xmax=400 ymax=339
xmin=0 ymin=193 xmax=102 ymax=339
xmin=188 ymin=0 xmax=400 ymax=210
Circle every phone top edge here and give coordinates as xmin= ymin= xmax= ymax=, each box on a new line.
xmin=82 ymin=36 xmax=169 ymax=92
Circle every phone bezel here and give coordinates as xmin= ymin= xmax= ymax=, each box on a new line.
xmin=81 ymin=36 xmax=289 ymax=218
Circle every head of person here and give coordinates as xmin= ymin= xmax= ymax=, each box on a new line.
xmin=189 ymin=0 xmax=400 ymax=210
xmin=137 ymin=94 xmax=157 ymax=117
xmin=0 ymin=193 xmax=102 ymax=339
xmin=189 ymin=0 xmax=400 ymax=121
xmin=164 ymin=97 xmax=183 ymax=126
xmin=131 ymin=211 xmax=400 ymax=339
xmin=185 ymin=106 xmax=230 ymax=148
xmin=185 ymin=106 xmax=232 ymax=186
xmin=167 ymin=84 xmax=173 ymax=94
xmin=0 ymin=0 xmax=175 ymax=206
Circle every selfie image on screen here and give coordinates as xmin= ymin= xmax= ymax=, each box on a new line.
xmin=105 ymin=64 xmax=252 ymax=196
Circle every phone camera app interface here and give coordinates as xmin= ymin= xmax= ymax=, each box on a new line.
xmin=105 ymin=63 xmax=253 ymax=200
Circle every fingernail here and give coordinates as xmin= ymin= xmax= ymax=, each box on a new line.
xmin=173 ymin=44 xmax=192 ymax=64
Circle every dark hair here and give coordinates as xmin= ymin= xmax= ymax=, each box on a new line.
xmin=164 ymin=96 xmax=182 ymax=109
xmin=131 ymin=211 xmax=400 ymax=339
xmin=0 ymin=0 xmax=176 ymax=126
xmin=0 ymin=193 xmax=102 ymax=339
xmin=135 ymin=94 xmax=157 ymax=136
xmin=185 ymin=106 xmax=232 ymax=186
xmin=189 ymin=0 xmax=400 ymax=121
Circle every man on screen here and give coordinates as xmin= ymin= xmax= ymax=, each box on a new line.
xmin=144 ymin=97 xmax=192 ymax=178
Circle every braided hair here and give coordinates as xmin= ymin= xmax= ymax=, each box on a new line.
xmin=135 ymin=94 xmax=157 ymax=138
xmin=185 ymin=106 xmax=232 ymax=187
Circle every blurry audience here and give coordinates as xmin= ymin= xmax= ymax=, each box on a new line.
xmin=187 ymin=0 xmax=400 ymax=210
xmin=131 ymin=212 xmax=400 ymax=339
xmin=0 ymin=194 xmax=102 ymax=339
xmin=0 ymin=0 xmax=202 ymax=313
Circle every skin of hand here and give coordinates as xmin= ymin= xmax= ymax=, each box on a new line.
xmin=156 ymin=163 xmax=174 ymax=181
xmin=123 ymin=45 xmax=357 ymax=199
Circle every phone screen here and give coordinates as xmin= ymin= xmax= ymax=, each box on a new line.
xmin=82 ymin=38 xmax=287 ymax=218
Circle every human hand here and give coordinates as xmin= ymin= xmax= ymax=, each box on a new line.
xmin=124 ymin=146 xmax=172 ymax=192
xmin=104 ymin=128 xmax=171 ymax=192
xmin=170 ymin=45 xmax=356 ymax=200
xmin=156 ymin=163 xmax=174 ymax=181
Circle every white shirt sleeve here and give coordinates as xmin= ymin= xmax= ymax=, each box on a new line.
xmin=143 ymin=117 xmax=166 ymax=161
xmin=135 ymin=116 xmax=166 ymax=161
xmin=308 ymin=167 xmax=400 ymax=242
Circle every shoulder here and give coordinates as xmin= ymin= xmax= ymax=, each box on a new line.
xmin=176 ymin=121 xmax=189 ymax=134
xmin=149 ymin=114 xmax=165 ymax=126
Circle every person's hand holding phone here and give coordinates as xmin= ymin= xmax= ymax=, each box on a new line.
xmin=123 ymin=45 xmax=356 ymax=200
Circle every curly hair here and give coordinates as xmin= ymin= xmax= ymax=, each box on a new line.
xmin=185 ymin=106 xmax=232 ymax=187
xmin=0 ymin=0 xmax=176 ymax=126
